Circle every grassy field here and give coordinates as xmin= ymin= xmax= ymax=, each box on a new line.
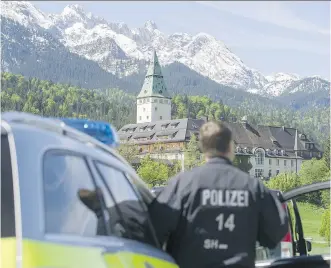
xmin=297 ymin=202 xmax=330 ymax=255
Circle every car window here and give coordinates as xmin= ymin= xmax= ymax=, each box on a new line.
xmin=96 ymin=162 xmax=139 ymax=203
xmin=43 ymin=152 xmax=99 ymax=237
xmin=125 ymin=172 xmax=155 ymax=206
xmin=90 ymin=166 xmax=128 ymax=238
xmin=1 ymin=134 xmax=15 ymax=238
xmin=94 ymin=161 xmax=156 ymax=246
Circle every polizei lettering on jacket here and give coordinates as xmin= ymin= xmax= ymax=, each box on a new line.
xmin=201 ymin=189 xmax=249 ymax=207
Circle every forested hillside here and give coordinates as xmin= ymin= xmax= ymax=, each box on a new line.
xmin=1 ymin=72 xmax=136 ymax=128
xmin=1 ymin=72 xmax=329 ymax=147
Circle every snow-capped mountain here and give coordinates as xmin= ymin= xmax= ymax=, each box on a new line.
xmin=1 ymin=1 xmax=329 ymax=98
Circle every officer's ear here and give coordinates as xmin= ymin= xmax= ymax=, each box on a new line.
xmin=228 ymin=140 xmax=236 ymax=162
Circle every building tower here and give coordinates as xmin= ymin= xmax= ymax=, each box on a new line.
xmin=136 ymin=51 xmax=172 ymax=123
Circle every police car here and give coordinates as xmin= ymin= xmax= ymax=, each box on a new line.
xmin=1 ymin=112 xmax=178 ymax=268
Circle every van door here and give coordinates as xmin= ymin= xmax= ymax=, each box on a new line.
xmin=1 ymin=131 xmax=17 ymax=268
xmin=40 ymin=151 xmax=110 ymax=268
xmin=88 ymin=159 xmax=178 ymax=268
xmin=281 ymin=181 xmax=330 ymax=256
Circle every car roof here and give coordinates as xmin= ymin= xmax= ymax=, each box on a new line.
xmin=2 ymin=112 xmax=125 ymax=162
xmin=1 ymin=112 xmax=150 ymax=192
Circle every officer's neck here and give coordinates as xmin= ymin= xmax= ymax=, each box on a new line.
xmin=205 ymin=153 xmax=232 ymax=163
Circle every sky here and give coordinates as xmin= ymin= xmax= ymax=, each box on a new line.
xmin=34 ymin=1 xmax=330 ymax=79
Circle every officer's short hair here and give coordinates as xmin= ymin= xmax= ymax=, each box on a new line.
xmin=199 ymin=120 xmax=232 ymax=157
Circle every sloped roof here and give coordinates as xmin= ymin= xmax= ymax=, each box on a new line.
xmin=118 ymin=118 xmax=205 ymax=144
xmin=119 ymin=118 xmax=322 ymax=159
xmin=137 ymin=51 xmax=171 ymax=99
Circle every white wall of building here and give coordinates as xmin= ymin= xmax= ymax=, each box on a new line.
xmin=138 ymin=147 xmax=303 ymax=178
xmin=248 ymin=149 xmax=303 ymax=178
xmin=137 ymin=97 xmax=171 ymax=123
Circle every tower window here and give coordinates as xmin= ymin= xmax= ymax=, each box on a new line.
xmin=147 ymin=116 xmax=149 ymax=119
xmin=143 ymin=108 xmax=146 ymax=112
xmin=155 ymin=107 xmax=157 ymax=111
xmin=160 ymin=116 xmax=163 ymax=120
xmin=139 ymin=116 xmax=142 ymax=120
xmin=159 ymin=90 xmax=162 ymax=94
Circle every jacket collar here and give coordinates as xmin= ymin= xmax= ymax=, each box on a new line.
xmin=207 ymin=156 xmax=233 ymax=166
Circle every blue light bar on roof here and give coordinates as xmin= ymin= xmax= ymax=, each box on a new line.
xmin=58 ymin=118 xmax=119 ymax=148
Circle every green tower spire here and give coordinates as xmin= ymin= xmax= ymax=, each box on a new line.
xmin=137 ymin=51 xmax=171 ymax=99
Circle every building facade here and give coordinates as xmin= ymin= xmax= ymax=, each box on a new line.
xmin=136 ymin=51 xmax=172 ymax=123
xmin=118 ymin=51 xmax=323 ymax=179
xmin=118 ymin=117 xmax=322 ymax=178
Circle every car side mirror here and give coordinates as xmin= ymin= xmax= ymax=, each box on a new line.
xmin=78 ymin=188 xmax=103 ymax=217
xmin=306 ymin=240 xmax=312 ymax=252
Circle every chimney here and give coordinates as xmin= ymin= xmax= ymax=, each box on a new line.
xmin=241 ymin=115 xmax=248 ymax=128
xmin=201 ymin=116 xmax=208 ymax=122
xmin=294 ymin=129 xmax=298 ymax=156
xmin=241 ymin=115 xmax=248 ymax=123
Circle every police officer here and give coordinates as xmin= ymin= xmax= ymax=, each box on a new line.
xmin=148 ymin=120 xmax=288 ymax=268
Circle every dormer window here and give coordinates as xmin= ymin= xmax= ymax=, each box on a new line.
xmin=161 ymin=123 xmax=169 ymax=130
xmin=127 ymin=127 xmax=136 ymax=133
xmin=299 ymin=134 xmax=306 ymax=140
xmin=305 ymin=143 xmax=314 ymax=150
xmin=170 ymin=122 xmax=179 ymax=128
xmin=147 ymin=125 xmax=155 ymax=131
